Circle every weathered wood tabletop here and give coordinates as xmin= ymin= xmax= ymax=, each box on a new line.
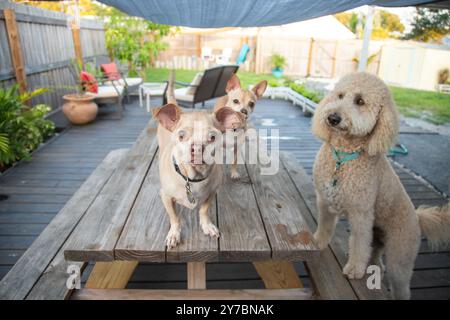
xmin=63 ymin=120 xmax=319 ymax=264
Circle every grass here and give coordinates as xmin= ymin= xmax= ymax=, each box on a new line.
xmin=143 ymin=67 xmax=278 ymax=89
xmin=389 ymin=86 xmax=450 ymax=125
xmin=143 ymin=67 xmax=450 ymax=125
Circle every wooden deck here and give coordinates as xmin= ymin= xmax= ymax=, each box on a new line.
xmin=0 ymin=98 xmax=449 ymax=299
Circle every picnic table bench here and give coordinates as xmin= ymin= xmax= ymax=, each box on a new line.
xmin=0 ymin=120 xmax=390 ymax=300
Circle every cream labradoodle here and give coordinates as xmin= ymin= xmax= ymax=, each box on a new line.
xmin=312 ymin=72 xmax=450 ymax=300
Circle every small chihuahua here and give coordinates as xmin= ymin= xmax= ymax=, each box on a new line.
xmin=153 ymin=76 xmax=244 ymax=248
xmin=214 ymin=74 xmax=267 ymax=178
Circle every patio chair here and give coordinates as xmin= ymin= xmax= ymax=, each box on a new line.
xmin=164 ymin=65 xmax=239 ymax=108
xmin=93 ymin=55 xmax=143 ymax=102
xmin=69 ymin=63 xmax=125 ymax=119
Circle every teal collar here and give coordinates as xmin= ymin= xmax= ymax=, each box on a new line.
xmin=331 ymin=146 xmax=361 ymax=187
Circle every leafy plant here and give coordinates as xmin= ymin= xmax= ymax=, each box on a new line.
xmin=270 ymin=53 xmax=287 ymax=70
xmin=0 ymin=85 xmax=55 ymax=168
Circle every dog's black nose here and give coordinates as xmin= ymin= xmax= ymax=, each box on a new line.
xmin=327 ymin=113 xmax=341 ymax=126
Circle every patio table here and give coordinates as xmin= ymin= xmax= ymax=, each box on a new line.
xmin=59 ymin=119 xmax=319 ymax=299
xmin=139 ymin=82 xmax=167 ymax=112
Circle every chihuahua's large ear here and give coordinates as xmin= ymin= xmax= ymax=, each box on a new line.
xmin=214 ymin=107 xmax=244 ymax=132
xmin=226 ymin=74 xmax=241 ymax=93
xmin=252 ymin=80 xmax=267 ymax=99
xmin=152 ymin=103 xmax=182 ymax=132
xmin=367 ymin=96 xmax=399 ymax=156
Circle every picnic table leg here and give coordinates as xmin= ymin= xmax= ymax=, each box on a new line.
xmin=253 ymin=261 xmax=303 ymax=289
xmin=187 ymin=262 xmax=206 ymax=289
xmin=85 ymin=261 xmax=138 ymax=289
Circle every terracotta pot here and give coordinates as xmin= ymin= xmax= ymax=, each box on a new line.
xmin=62 ymin=94 xmax=98 ymax=125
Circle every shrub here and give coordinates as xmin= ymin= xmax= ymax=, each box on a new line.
xmin=287 ymin=82 xmax=322 ymax=103
xmin=0 ymin=85 xmax=55 ymax=168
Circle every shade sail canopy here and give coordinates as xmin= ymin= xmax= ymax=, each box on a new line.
xmin=97 ymin=0 xmax=450 ymax=27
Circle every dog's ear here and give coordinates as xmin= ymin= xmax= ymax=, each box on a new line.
xmin=214 ymin=107 xmax=244 ymax=132
xmin=367 ymin=96 xmax=399 ymax=156
xmin=226 ymin=74 xmax=241 ymax=92
xmin=311 ymin=95 xmax=333 ymax=142
xmin=152 ymin=103 xmax=182 ymax=132
xmin=252 ymin=80 xmax=267 ymax=99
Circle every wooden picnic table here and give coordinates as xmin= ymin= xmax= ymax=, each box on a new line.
xmin=58 ymin=119 xmax=319 ymax=299
xmin=0 ymin=118 xmax=392 ymax=300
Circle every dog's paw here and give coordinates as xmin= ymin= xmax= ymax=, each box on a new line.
xmin=166 ymin=227 xmax=181 ymax=249
xmin=343 ymin=262 xmax=367 ymax=279
xmin=230 ymin=170 xmax=240 ymax=180
xmin=201 ymin=221 xmax=220 ymax=238
xmin=313 ymin=232 xmax=329 ymax=250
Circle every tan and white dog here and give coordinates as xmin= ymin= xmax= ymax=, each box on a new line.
xmin=214 ymin=74 xmax=267 ymax=178
xmin=312 ymin=72 xmax=450 ymax=299
xmin=153 ymin=79 xmax=244 ymax=248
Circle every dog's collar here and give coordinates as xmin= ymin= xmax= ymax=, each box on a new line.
xmin=331 ymin=146 xmax=361 ymax=187
xmin=172 ymin=156 xmax=208 ymax=183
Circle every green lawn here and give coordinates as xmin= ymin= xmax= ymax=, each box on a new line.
xmin=144 ymin=67 xmax=278 ymax=89
xmin=390 ymin=86 xmax=450 ymax=125
xmin=143 ymin=68 xmax=450 ymax=125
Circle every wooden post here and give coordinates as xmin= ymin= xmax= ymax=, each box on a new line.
xmin=4 ymin=9 xmax=27 ymax=94
xmin=196 ymin=34 xmax=202 ymax=58
xmin=254 ymin=28 xmax=261 ymax=73
xmin=306 ymin=38 xmax=314 ymax=77
xmin=72 ymin=22 xmax=83 ymax=69
xmin=331 ymin=41 xmax=338 ymax=78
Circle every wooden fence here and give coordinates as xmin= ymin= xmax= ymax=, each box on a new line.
xmin=0 ymin=2 xmax=107 ymax=127
xmin=155 ymin=31 xmax=383 ymax=78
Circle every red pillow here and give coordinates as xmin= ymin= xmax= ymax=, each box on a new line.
xmin=80 ymin=71 xmax=98 ymax=93
xmin=101 ymin=63 xmax=121 ymax=80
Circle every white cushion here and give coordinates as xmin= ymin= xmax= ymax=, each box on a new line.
xmin=186 ymin=73 xmax=203 ymax=95
xmin=174 ymin=87 xmax=194 ymax=102
xmin=105 ymin=78 xmax=143 ymax=87
xmin=86 ymin=85 xmax=124 ymax=99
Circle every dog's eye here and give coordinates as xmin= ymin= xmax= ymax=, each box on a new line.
xmin=208 ymin=131 xmax=216 ymax=142
xmin=248 ymin=101 xmax=255 ymax=108
xmin=233 ymin=99 xmax=239 ymax=104
xmin=355 ymin=97 xmax=365 ymax=106
xmin=338 ymin=93 xmax=344 ymax=99
xmin=177 ymin=130 xmax=186 ymax=141
xmin=240 ymin=108 xmax=248 ymax=115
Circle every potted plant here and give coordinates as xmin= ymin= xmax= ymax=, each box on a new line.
xmin=270 ymin=53 xmax=287 ymax=78
xmin=62 ymin=61 xmax=98 ymax=125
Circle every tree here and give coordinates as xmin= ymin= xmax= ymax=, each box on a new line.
xmin=335 ymin=12 xmax=359 ymax=34
xmin=403 ymin=8 xmax=450 ymax=42
xmin=13 ymin=0 xmax=104 ymax=16
xmin=335 ymin=9 xmax=405 ymax=39
xmin=104 ymin=9 xmax=172 ymax=73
